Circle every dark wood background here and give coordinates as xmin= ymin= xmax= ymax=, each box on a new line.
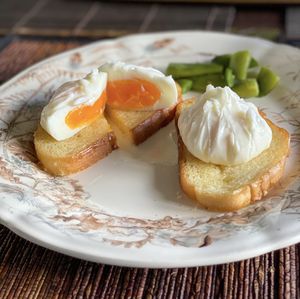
xmin=0 ymin=0 xmax=299 ymax=44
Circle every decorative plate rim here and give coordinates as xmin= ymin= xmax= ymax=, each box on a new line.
xmin=1 ymin=207 xmax=300 ymax=268
xmin=0 ymin=30 xmax=300 ymax=268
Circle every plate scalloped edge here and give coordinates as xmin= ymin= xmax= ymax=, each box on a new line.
xmin=0 ymin=31 xmax=300 ymax=268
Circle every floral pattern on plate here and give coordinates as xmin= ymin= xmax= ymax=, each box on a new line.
xmin=0 ymin=31 xmax=300 ymax=267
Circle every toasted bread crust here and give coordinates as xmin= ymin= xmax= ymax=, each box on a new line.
xmin=34 ymin=125 xmax=117 ymax=176
xmin=176 ymin=100 xmax=290 ymax=212
xmin=132 ymin=105 xmax=177 ymax=144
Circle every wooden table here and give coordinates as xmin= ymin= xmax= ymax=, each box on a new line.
xmin=0 ymin=2 xmax=299 ymax=298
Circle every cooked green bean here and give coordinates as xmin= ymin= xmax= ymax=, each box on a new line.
xmin=249 ymin=57 xmax=259 ymax=68
xmin=232 ymin=79 xmax=259 ymax=98
xmin=212 ymin=54 xmax=231 ymax=68
xmin=247 ymin=68 xmax=260 ymax=79
xmin=177 ymin=79 xmax=193 ymax=94
xmin=257 ymin=67 xmax=279 ymax=96
xmin=166 ymin=51 xmax=278 ymax=98
xmin=225 ymin=68 xmax=235 ymax=87
xmin=192 ymin=74 xmax=225 ymax=93
xmin=166 ymin=63 xmax=223 ymax=79
xmin=229 ymin=50 xmax=251 ymax=80
xmin=213 ymin=54 xmax=258 ymax=69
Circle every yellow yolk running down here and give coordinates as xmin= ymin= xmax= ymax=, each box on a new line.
xmin=65 ymin=90 xmax=107 ymax=129
xmin=106 ymin=79 xmax=161 ymax=110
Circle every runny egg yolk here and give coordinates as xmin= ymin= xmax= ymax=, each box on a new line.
xmin=65 ymin=90 xmax=107 ymax=129
xmin=106 ymin=78 xmax=161 ymax=110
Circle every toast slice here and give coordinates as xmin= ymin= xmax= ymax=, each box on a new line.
xmin=34 ymin=115 xmax=117 ymax=176
xmin=105 ymin=105 xmax=177 ymax=145
xmin=175 ymin=99 xmax=290 ymax=212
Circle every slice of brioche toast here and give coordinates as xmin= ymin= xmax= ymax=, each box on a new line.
xmin=105 ymin=105 xmax=177 ymax=145
xmin=34 ymin=115 xmax=117 ymax=176
xmin=175 ymin=99 xmax=290 ymax=212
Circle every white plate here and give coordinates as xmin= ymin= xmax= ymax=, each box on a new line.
xmin=0 ymin=31 xmax=300 ymax=268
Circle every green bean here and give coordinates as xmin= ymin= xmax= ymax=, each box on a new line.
xmin=212 ymin=54 xmax=231 ymax=68
xmin=249 ymin=57 xmax=259 ymax=68
xmin=177 ymin=79 xmax=193 ymax=94
xmin=232 ymin=79 xmax=259 ymax=98
xmin=225 ymin=68 xmax=235 ymax=87
xmin=192 ymin=74 xmax=225 ymax=93
xmin=167 ymin=52 xmax=278 ymax=98
xmin=257 ymin=67 xmax=279 ymax=96
xmin=213 ymin=54 xmax=258 ymax=69
xmin=229 ymin=50 xmax=251 ymax=80
xmin=166 ymin=63 xmax=223 ymax=79
xmin=247 ymin=67 xmax=260 ymax=79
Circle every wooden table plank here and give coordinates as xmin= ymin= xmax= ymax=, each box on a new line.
xmin=0 ymin=0 xmax=288 ymax=42
xmin=0 ymin=0 xmax=37 ymax=29
xmin=286 ymin=7 xmax=300 ymax=41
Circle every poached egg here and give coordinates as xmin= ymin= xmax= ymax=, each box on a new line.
xmin=178 ymin=85 xmax=272 ymax=165
xmin=99 ymin=62 xmax=178 ymax=111
xmin=40 ymin=69 xmax=107 ymax=141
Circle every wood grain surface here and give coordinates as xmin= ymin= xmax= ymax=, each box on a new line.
xmin=0 ymin=0 xmax=287 ymax=42
xmin=0 ymin=39 xmax=299 ymax=299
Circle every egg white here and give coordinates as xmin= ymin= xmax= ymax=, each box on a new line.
xmin=99 ymin=62 xmax=178 ymax=111
xmin=40 ymin=70 xmax=107 ymax=141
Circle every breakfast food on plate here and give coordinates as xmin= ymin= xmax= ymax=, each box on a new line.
xmin=166 ymin=50 xmax=279 ymax=98
xmin=34 ymin=69 xmax=117 ymax=176
xmin=100 ymin=62 xmax=181 ymax=145
xmin=176 ymin=85 xmax=290 ymax=212
xmin=35 ymin=62 xmax=181 ymax=175
xmin=35 ymin=53 xmax=284 ymax=210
